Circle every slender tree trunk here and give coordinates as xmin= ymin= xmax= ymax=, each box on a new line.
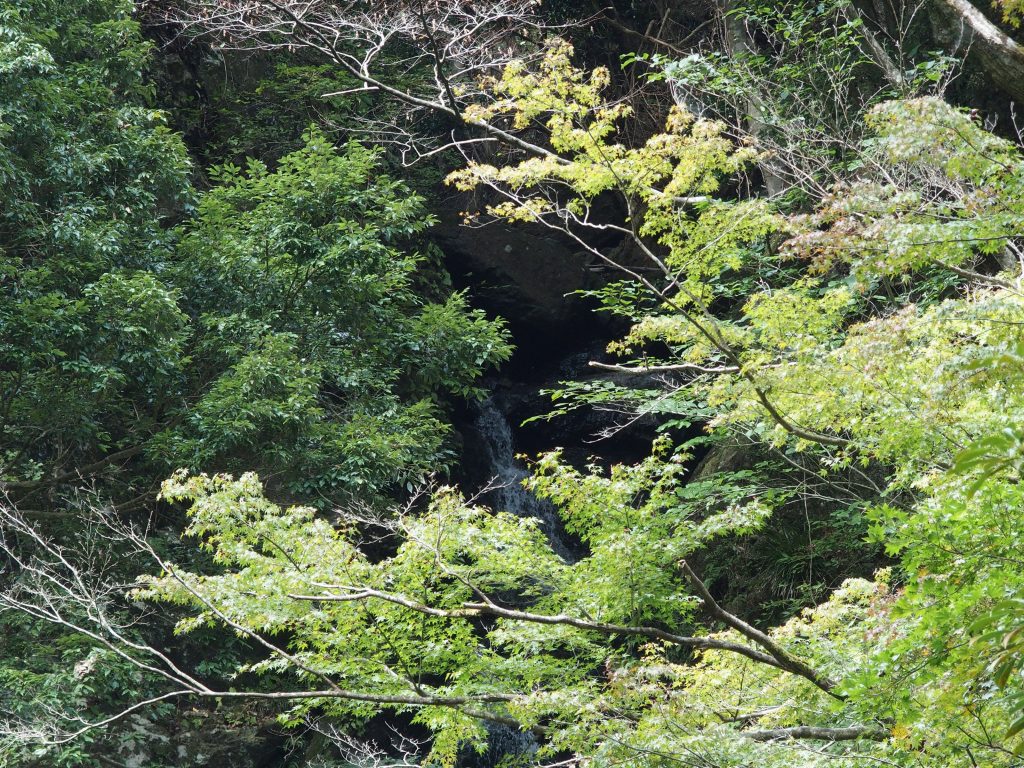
xmin=719 ymin=0 xmax=787 ymax=197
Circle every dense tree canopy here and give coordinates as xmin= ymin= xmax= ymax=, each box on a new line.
xmin=1 ymin=1 xmax=510 ymax=762
xmin=0 ymin=0 xmax=511 ymax=510
xmin=6 ymin=0 xmax=1024 ymax=766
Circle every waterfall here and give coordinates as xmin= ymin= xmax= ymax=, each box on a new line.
xmin=471 ymin=396 xmax=573 ymax=561
xmin=457 ymin=722 xmax=537 ymax=768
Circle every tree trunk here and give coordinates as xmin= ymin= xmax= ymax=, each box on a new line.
xmin=932 ymin=0 xmax=1024 ymax=104
xmin=719 ymin=0 xmax=787 ymax=197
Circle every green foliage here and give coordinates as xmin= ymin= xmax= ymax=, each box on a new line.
xmin=8 ymin=4 xmax=1024 ymax=767
xmin=972 ymin=599 xmax=1024 ymax=750
xmin=444 ymin=41 xmax=1024 ymax=764
xmin=154 ymin=131 xmax=511 ymax=499
xmin=0 ymin=0 xmax=192 ymax=476
xmin=525 ymin=439 xmax=778 ymax=626
xmin=648 ymin=0 xmax=877 ymax=203
xmin=450 ymin=42 xmax=758 ymax=242
xmin=183 ymin=58 xmax=370 ymax=166
xmin=787 ymin=98 xmax=1024 ymax=284
xmin=998 ymin=0 xmax=1024 ymax=26
xmin=0 ymin=7 xmax=205 ymax=755
xmin=0 ymin=7 xmax=509 ymax=763
xmin=129 ymin=456 xmax=787 ymax=765
xmin=2 ymin=110 xmax=511 ymax=503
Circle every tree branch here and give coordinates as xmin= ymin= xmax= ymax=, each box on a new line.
xmin=3 ymin=443 xmax=146 ymax=490
xmin=588 ymin=360 xmax=740 ymax=375
xmin=932 ymin=258 xmax=1017 ymax=290
xmin=291 ymin=586 xmax=787 ymax=670
xmin=931 ymin=0 xmax=1024 ymax=104
xmin=743 ymin=725 xmax=886 ymax=742
xmin=39 ymin=686 xmax=529 ymax=746
xmin=679 ymin=560 xmax=841 ymax=698
xmin=845 ymin=3 xmax=906 ymax=88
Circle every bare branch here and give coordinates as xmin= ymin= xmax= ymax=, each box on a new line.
xmin=149 ymin=0 xmax=569 ymax=160
xmin=588 ymin=360 xmax=740 ymax=375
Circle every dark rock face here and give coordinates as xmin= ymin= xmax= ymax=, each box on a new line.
xmin=435 ymin=207 xmax=596 ymax=332
xmin=432 ymin=189 xmax=641 ymax=342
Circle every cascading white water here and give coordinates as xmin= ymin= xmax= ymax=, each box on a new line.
xmin=472 ymin=396 xmax=573 ymax=560
xmin=459 ymin=722 xmax=537 ymax=768
xmin=457 ymin=398 xmax=563 ymax=768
